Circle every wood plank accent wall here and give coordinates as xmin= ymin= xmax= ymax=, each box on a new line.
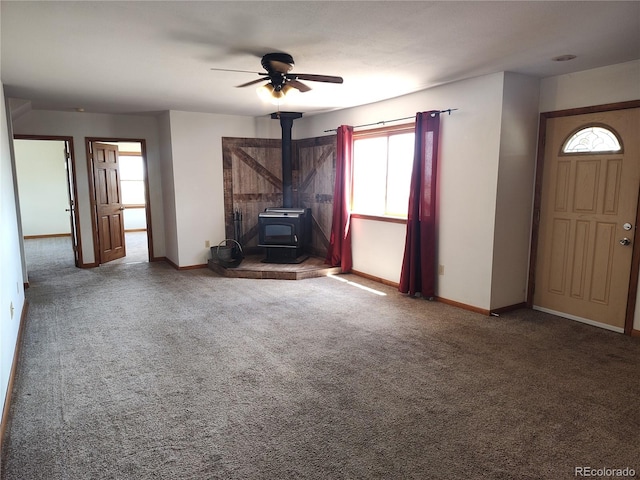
xmin=222 ymin=137 xmax=283 ymax=253
xmin=222 ymin=135 xmax=337 ymax=257
xmin=295 ymin=135 xmax=337 ymax=258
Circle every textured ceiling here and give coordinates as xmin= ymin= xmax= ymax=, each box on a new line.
xmin=2 ymin=1 xmax=639 ymax=117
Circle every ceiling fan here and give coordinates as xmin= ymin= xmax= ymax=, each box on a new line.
xmin=210 ymin=52 xmax=343 ymax=99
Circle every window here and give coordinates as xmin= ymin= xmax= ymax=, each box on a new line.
xmin=351 ymin=125 xmax=415 ymax=219
xmin=119 ymin=155 xmax=146 ymax=205
xmin=562 ymin=125 xmax=622 ymax=154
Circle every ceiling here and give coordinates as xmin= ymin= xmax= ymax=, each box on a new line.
xmin=2 ymin=1 xmax=639 ymax=118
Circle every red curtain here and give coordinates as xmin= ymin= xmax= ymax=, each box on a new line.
xmin=325 ymin=125 xmax=353 ymax=272
xmin=399 ymin=111 xmax=441 ymax=297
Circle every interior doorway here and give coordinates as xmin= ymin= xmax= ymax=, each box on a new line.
xmin=13 ymin=135 xmax=80 ymax=276
xmin=86 ymin=138 xmax=153 ymax=265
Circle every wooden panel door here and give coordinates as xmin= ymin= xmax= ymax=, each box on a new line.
xmin=534 ymin=108 xmax=640 ymax=330
xmin=296 ymin=136 xmax=336 ymax=258
xmin=92 ymin=142 xmax=126 ymax=263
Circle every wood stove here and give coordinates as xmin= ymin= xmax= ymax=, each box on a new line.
xmin=258 ymin=207 xmax=311 ymax=263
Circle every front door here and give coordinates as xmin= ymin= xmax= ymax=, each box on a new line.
xmin=533 ymin=107 xmax=640 ymax=331
xmin=91 ymin=142 xmax=126 ymax=263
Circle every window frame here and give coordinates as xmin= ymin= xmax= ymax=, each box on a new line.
xmin=351 ymin=122 xmax=415 ymax=223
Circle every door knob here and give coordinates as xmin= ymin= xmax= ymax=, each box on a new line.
xmin=619 ymin=238 xmax=632 ymax=246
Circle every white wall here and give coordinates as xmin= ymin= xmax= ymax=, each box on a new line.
xmin=490 ymin=73 xmax=540 ymax=309
xmin=350 ymin=219 xmax=405 ymax=282
xmin=124 ymin=208 xmax=146 ymax=231
xmin=158 ymin=111 xmax=178 ymax=264
xmin=539 ymin=60 xmax=640 ymax=113
xmin=11 ymin=110 xmax=165 ymax=264
xmin=539 ymin=60 xmax=640 ymax=331
xmin=1 ymin=85 xmax=26 ymax=422
xmin=165 ymin=111 xmax=279 ymax=267
xmin=14 ymin=139 xmax=71 ymax=236
xmin=298 ymin=73 xmax=508 ymax=310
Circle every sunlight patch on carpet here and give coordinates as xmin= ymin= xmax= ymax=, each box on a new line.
xmin=327 ymin=274 xmax=387 ymax=296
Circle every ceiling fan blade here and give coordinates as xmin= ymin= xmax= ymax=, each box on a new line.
xmin=235 ymin=77 xmax=269 ymax=88
xmin=287 ymin=79 xmax=312 ymax=93
xmin=289 ymin=73 xmax=344 ymax=84
xmin=210 ymin=67 xmax=263 ymax=75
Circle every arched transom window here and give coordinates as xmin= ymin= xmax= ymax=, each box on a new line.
xmin=562 ymin=125 xmax=622 ymax=154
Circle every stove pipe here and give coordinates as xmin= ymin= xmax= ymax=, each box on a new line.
xmin=271 ymin=112 xmax=302 ymax=208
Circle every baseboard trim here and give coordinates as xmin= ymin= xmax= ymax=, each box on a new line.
xmin=490 ymin=302 xmax=527 ymax=316
xmin=178 ymin=264 xmax=208 ymax=270
xmin=164 ymin=258 xmax=207 ymax=271
xmin=1 ymin=300 xmax=29 ymax=453
xmin=23 ymin=233 xmax=71 ymax=239
xmin=435 ymin=296 xmax=490 ymax=316
xmin=351 ymin=270 xmax=399 ymax=288
xmin=631 ymin=329 xmax=640 ymax=338
xmin=165 ymin=258 xmax=179 ymax=270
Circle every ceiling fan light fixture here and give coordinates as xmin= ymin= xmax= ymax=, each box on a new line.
xmin=271 ymin=88 xmax=286 ymax=99
xmin=257 ymin=82 xmax=287 ymax=104
xmin=281 ymin=84 xmax=295 ymax=96
xmin=216 ymin=52 xmax=342 ymax=105
xmin=256 ymin=83 xmax=275 ymax=102
xmin=257 ymin=82 xmax=297 ymax=103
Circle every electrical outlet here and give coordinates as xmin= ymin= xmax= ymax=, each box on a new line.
xmin=10 ymin=301 xmax=14 ymax=319
xmin=205 ymin=240 xmax=210 ymax=248
xmin=438 ymin=265 xmax=445 ymax=275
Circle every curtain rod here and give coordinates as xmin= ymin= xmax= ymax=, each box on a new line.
xmin=323 ymin=109 xmax=458 ymax=133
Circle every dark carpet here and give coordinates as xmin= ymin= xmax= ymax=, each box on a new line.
xmin=2 ymin=239 xmax=639 ymax=479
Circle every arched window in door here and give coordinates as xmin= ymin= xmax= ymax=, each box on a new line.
xmin=562 ymin=125 xmax=622 ymax=154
